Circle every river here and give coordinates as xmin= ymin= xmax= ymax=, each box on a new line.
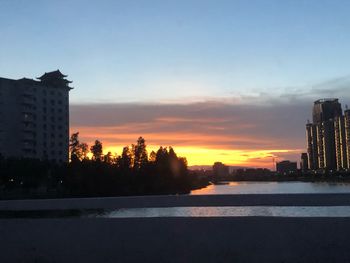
xmin=190 ymin=181 xmax=350 ymax=195
xmin=101 ymin=181 xmax=350 ymax=218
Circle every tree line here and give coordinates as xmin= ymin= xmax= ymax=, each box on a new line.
xmin=0 ymin=133 xmax=205 ymax=199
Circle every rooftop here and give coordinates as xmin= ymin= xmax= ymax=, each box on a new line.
xmin=314 ymin=98 xmax=339 ymax=104
xmin=37 ymin=70 xmax=67 ymax=80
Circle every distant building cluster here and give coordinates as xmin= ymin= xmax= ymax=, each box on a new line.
xmin=276 ymin=160 xmax=297 ymax=175
xmin=304 ymin=98 xmax=350 ymax=172
xmin=0 ymin=70 xmax=72 ymax=163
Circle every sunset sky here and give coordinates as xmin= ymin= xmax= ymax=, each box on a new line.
xmin=1 ymin=0 xmax=350 ymax=168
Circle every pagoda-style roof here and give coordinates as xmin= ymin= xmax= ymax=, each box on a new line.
xmin=38 ymin=70 xmax=68 ymax=80
xmin=37 ymin=70 xmax=73 ymax=89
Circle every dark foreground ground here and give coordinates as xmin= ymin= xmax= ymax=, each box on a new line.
xmin=1 ymin=217 xmax=350 ymax=263
xmin=2 ymin=194 xmax=350 ymax=262
xmin=2 ymin=193 xmax=350 ymax=210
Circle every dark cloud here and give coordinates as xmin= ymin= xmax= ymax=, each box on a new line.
xmin=70 ymin=99 xmax=309 ymax=151
xmin=70 ymin=76 xmax=350 ymax=165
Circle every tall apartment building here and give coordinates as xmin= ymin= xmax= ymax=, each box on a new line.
xmin=305 ymin=99 xmax=350 ymax=171
xmin=0 ymin=70 xmax=72 ymax=162
xmin=300 ymin=152 xmax=308 ymax=172
xmin=306 ymin=122 xmax=318 ymax=170
xmin=345 ymin=109 xmax=350 ymax=168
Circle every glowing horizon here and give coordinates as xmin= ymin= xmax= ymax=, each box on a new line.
xmin=72 ymin=122 xmax=302 ymax=169
xmin=102 ymin=144 xmax=299 ymax=169
xmin=68 ymin=98 xmax=320 ymax=169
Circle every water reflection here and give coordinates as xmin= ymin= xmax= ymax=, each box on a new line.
xmin=191 ymin=182 xmax=350 ymax=195
xmin=101 ymin=206 xmax=350 ymax=218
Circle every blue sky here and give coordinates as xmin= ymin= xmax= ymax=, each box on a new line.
xmin=2 ymin=0 xmax=350 ymax=166
xmin=1 ymin=0 xmax=350 ymax=103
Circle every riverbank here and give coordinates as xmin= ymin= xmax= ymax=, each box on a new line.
xmin=3 ymin=175 xmax=350 ymax=200
xmin=212 ymin=174 xmax=350 ymax=183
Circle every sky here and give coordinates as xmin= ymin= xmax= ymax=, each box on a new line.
xmin=1 ymin=0 xmax=350 ymax=168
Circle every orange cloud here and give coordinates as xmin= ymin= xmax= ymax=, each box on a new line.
xmin=70 ymin=100 xmax=306 ymax=168
xmin=71 ymin=125 xmax=301 ymax=168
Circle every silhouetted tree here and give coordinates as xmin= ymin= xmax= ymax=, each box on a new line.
xmin=69 ymin=132 xmax=90 ymax=162
xmin=118 ymin=146 xmax=133 ymax=170
xmin=80 ymin=143 xmax=89 ymax=160
xmin=133 ymin=137 xmax=148 ymax=170
xmin=104 ymin=151 xmax=114 ymax=164
xmin=149 ymin=150 xmax=157 ymax=163
xmin=213 ymin=162 xmax=229 ymax=177
xmin=0 ymin=136 xmax=197 ymax=199
xmin=69 ymin=132 xmax=82 ymax=161
xmin=156 ymin=146 xmax=168 ymax=163
xmin=169 ymin=147 xmax=178 ymax=160
xmin=155 ymin=147 xmax=169 ymax=175
xmin=169 ymin=146 xmax=181 ymax=176
xmin=91 ymin=140 xmax=103 ymax=161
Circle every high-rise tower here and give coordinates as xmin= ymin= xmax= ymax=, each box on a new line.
xmin=306 ymin=98 xmax=350 ymax=171
xmin=0 ymin=70 xmax=72 ymax=162
xmin=312 ymin=99 xmax=342 ymax=124
xmin=345 ymin=109 xmax=350 ymax=169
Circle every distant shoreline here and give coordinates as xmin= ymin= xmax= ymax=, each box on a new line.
xmin=210 ymin=175 xmax=350 ymax=184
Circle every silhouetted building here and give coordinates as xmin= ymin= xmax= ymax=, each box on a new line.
xmin=300 ymin=153 xmax=308 ymax=172
xmin=306 ymin=99 xmax=350 ymax=171
xmin=334 ymin=115 xmax=348 ymax=170
xmin=276 ymin=160 xmax=297 ymax=174
xmin=345 ymin=109 xmax=350 ymax=169
xmin=312 ymin=98 xmax=342 ymax=124
xmin=306 ymin=122 xmax=318 ymax=170
xmin=0 ymin=70 xmax=72 ymax=162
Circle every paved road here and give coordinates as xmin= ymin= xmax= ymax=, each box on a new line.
xmin=1 ymin=217 xmax=350 ymax=263
xmin=2 ymin=194 xmax=350 ymax=262
xmin=2 ymin=193 xmax=350 ymax=210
